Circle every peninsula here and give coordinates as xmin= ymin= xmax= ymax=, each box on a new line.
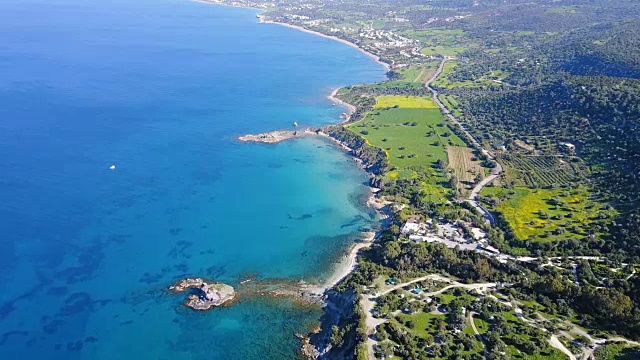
xmin=238 ymin=129 xmax=312 ymax=143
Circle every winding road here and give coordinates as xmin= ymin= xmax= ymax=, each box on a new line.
xmin=425 ymin=57 xmax=503 ymax=224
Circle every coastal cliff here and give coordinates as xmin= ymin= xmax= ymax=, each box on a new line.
xmin=321 ymin=126 xmax=388 ymax=177
xmin=300 ymin=289 xmax=369 ymax=360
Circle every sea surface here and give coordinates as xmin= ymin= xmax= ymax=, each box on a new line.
xmin=0 ymin=0 xmax=386 ymax=358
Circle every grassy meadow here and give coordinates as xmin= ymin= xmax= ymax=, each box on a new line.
xmin=367 ymin=62 xmax=439 ymax=90
xmin=348 ymin=95 xmax=465 ymax=171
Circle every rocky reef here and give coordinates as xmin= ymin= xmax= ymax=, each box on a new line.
xmin=169 ymin=278 xmax=235 ymax=310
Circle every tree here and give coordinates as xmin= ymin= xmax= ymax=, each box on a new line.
xmin=383 ymin=241 xmax=402 ymax=261
xmin=449 ymin=175 xmax=460 ymax=189
xmin=475 ymin=257 xmax=494 ymax=280
xmin=330 ymin=325 xmax=343 ymax=347
xmin=409 ymin=301 xmax=422 ymax=314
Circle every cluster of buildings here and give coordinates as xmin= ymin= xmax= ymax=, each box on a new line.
xmin=400 ymin=216 xmax=503 ymax=259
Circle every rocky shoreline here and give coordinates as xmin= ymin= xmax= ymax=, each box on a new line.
xmin=169 ymin=278 xmax=235 ymax=310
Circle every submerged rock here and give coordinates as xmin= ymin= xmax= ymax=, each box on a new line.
xmin=169 ymin=278 xmax=235 ymax=310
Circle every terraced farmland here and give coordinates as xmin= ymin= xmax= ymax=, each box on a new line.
xmin=499 ymin=155 xmax=585 ymax=187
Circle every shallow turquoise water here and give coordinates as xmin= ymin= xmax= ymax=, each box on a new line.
xmin=0 ymin=0 xmax=385 ymax=358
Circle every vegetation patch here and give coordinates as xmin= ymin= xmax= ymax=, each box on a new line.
xmin=439 ymin=94 xmax=461 ymax=116
xmin=498 ymin=155 xmax=586 ymax=188
xmin=547 ymin=6 xmax=579 ymax=14
xmin=447 ymin=146 xmax=486 ymax=194
xmin=432 ymin=61 xmax=457 ymax=89
xmin=481 ymin=186 xmax=616 ymax=242
xmin=374 ymin=95 xmax=439 ymax=109
xmin=402 ymin=28 xmax=475 ymax=57
xmin=396 ymin=312 xmax=445 ymax=338
xmin=593 ymin=342 xmax=640 ymax=360
xmin=348 ymin=108 xmax=465 ymax=170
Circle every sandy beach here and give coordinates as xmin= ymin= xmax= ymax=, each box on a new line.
xmin=320 ymin=231 xmax=376 ymax=290
xmin=328 ymin=87 xmax=357 ymax=123
xmin=314 ymin=189 xmax=393 ymax=292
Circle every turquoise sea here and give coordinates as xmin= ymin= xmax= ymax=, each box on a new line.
xmin=0 ymin=0 xmax=385 ymax=358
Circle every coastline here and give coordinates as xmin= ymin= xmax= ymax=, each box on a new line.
xmin=238 ymin=129 xmax=391 ymax=293
xmin=197 ymin=0 xmax=392 ymax=354
xmin=192 ymin=1 xmax=391 ymax=72
xmin=257 ymin=15 xmax=391 ymax=72
xmin=328 ymin=87 xmax=357 ymax=123
xmin=318 ymin=190 xmax=392 ymax=291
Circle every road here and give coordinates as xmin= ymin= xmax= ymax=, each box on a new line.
xmin=425 ymin=57 xmax=503 ymax=224
xmin=549 ymin=335 xmax=577 ymax=360
xmin=469 ymin=311 xmax=488 ymax=357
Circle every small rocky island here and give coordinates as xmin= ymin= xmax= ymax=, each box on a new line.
xmin=169 ymin=278 xmax=235 ymax=310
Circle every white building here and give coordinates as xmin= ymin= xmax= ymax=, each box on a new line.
xmin=470 ymin=227 xmax=487 ymax=241
xmin=401 ymin=216 xmax=421 ymax=234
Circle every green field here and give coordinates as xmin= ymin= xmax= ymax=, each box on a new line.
xmin=402 ymin=28 xmax=474 ymax=57
xmin=368 ymin=62 xmax=439 ymax=90
xmin=394 ymin=66 xmax=424 ymax=82
xmin=348 ymin=107 xmax=465 ymax=170
xmin=481 ymin=186 xmax=616 ymax=242
xmin=439 ymin=94 xmax=461 ymax=116
xmin=396 ymin=312 xmax=445 ymax=338
xmin=375 ymin=95 xmax=439 ymax=109
xmin=432 ymin=61 xmax=458 ymax=88
xmin=473 ymin=316 xmax=489 ymax=333
xmin=421 ymin=45 xmax=467 ymax=57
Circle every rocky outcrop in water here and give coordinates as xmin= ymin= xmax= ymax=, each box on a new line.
xmin=169 ymin=278 xmax=235 ymax=310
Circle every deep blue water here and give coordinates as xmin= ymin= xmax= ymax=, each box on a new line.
xmin=0 ymin=0 xmax=385 ymax=358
